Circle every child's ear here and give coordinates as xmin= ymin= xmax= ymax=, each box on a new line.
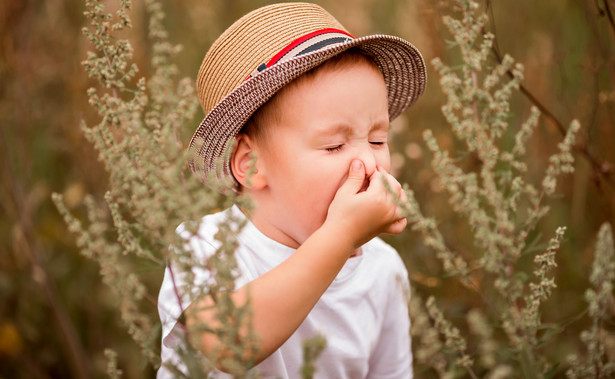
xmin=231 ymin=134 xmax=267 ymax=190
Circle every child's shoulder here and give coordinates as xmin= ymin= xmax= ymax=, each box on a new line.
xmin=174 ymin=207 xmax=243 ymax=257
xmin=176 ymin=206 xmax=238 ymax=237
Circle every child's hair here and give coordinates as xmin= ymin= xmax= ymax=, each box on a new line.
xmin=240 ymin=49 xmax=381 ymax=149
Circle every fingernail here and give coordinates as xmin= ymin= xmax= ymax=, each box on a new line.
xmin=351 ymin=160 xmax=362 ymax=171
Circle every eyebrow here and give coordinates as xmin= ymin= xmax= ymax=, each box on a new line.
xmin=316 ymin=123 xmax=353 ymax=137
xmin=315 ymin=120 xmax=390 ymax=137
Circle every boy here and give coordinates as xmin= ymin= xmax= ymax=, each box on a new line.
xmin=158 ymin=2 xmax=426 ymax=378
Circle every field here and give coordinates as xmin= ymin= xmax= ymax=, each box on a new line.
xmin=1 ymin=0 xmax=614 ymax=377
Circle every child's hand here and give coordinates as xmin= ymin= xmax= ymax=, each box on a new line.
xmin=325 ymin=159 xmax=407 ymax=250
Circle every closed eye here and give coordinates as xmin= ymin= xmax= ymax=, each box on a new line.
xmin=370 ymin=141 xmax=386 ymax=146
xmin=325 ymin=145 xmax=343 ymax=153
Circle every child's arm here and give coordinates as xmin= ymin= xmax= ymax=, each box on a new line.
xmin=185 ymin=160 xmax=406 ymax=368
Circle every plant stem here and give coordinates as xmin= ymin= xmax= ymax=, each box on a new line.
xmin=484 ymin=0 xmax=614 ymax=188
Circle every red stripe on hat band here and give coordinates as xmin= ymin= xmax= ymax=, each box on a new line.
xmin=266 ymin=28 xmax=354 ymax=67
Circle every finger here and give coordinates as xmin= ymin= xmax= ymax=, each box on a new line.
xmin=337 ymin=160 xmax=366 ymax=196
xmin=366 ymin=170 xmax=386 ymax=193
xmin=384 ymin=217 xmax=407 ymax=235
xmin=378 ymin=168 xmax=402 ymax=194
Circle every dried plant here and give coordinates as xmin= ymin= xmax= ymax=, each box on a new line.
xmin=52 ymin=0 xmax=259 ymax=375
xmin=399 ymin=0 xmax=612 ymax=377
xmin=52 ymin=0 xmax=615 ymax=377
xmin=567 ymin=223 xmax=615 ymax=379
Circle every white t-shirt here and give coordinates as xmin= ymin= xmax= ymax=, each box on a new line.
xmin=158 ymin=206 xmax=412 ymax=378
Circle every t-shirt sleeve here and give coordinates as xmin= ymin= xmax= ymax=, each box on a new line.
xmin=367 ymin=245 xmax=413 ymax=378
xmin=158 ymin=224 xmax=218 ymax=350
xmin=157 ymin=211 xmax=253 ymax=379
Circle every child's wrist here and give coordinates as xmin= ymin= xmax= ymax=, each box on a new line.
xmin=320 ymin=219 xmax=363 ymax=253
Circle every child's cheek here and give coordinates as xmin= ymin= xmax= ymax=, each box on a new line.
xmin=379 ymin=150 xmax=392 ymax=173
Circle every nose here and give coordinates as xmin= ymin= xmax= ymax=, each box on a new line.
xmin=355 ymin=144 xmax=377 ymax=177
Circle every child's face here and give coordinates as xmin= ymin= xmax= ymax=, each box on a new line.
xmin=250 ymin=60 xmax=391 ymax=248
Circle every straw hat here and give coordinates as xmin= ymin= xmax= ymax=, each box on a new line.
xmin=190 ymin=2 xmax=426 ymax=181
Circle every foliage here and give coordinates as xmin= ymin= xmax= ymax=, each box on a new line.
xmin=402 ymin=0 xmax=615 ymax=377
xmin=300 ymin=335 xmax=327 ymax=379
xmin=49 ymin=0 xmax=615 ymax=376
xmin=2 ymin=0 xmax=615 ymax=377
xmin=52 ymin=0 xmax=257 ymax=375
xmin=567 ymin=223 xmax=615 ymax=378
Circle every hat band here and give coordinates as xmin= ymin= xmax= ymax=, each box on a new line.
xmin=248 ymin=28 xmax=354 ymax=79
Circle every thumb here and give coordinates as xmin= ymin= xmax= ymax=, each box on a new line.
xmin=338 ymin=160 xmax=366 ymax=195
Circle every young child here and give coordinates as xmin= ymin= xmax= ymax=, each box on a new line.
xmin=158 ymin=2 xmax=426 ymax=378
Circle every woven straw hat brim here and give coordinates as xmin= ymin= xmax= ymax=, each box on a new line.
xmin=189 ymin=34 xmax=426 ymax=178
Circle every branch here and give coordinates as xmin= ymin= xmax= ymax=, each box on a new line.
xmin=484 ymin=0 xmax=614 ymax=188
xmin=602 ymin=0 xmax=615 ymax=37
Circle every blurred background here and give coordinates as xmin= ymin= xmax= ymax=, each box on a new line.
xmin=1 ymin=0 xmax=614 ymax=377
